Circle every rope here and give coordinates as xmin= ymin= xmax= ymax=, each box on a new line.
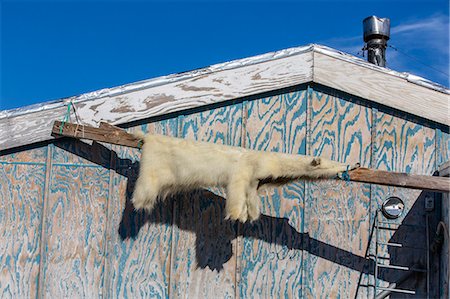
xmin=59 ymin=101 xmax=73 ymax=135
xmin=340 ymin=165 xmax=351 ymax=182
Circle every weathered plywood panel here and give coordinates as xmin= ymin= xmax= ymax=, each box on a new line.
xmin=170 ymin=104 xmax=242 ymax=298
xmin=0 ymin=50 xmax=312 ymax=151
xmin=52 ymin=139 xmax=112 ymax=166
xmin=0 ymin=146 xmax=47 ymax=163
xmin=437 ymin=129 xmax=450 ymax=167
xmin=104 ymin=119 xmax=178 ymax=299
xmin=314 ymin=51 xmax=450 ymax=126
xmin=304 ymin=181 xmax=371 ymax=299
xmin=370 ymin=111 xmax=436 ymax=295
xmin=41 ymin=166 xmax=109 ymax=298
xmin=238 ymin=90 xmax=307 ymax=298
xmin=0 ymin=164 xmax=45 ymax=299
xmin=303 ymin=90 xmax=372 ymax=299
xmin=374 ymin=112 xmax=436 ymax=175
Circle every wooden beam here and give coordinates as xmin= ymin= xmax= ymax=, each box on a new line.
xmin=349 ymin=167 xmax=449 ymax=193
xmin=52 ymin=121 xmax=450 ymax=193
xmin=52 ymin=120 xmax=142 ymax=148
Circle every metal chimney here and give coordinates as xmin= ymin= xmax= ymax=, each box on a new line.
xmin=363 ymin=16 xmax=390 ymax=67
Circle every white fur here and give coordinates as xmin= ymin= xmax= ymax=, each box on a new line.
xmin=131 ymin=134 xmax=360 ymax=223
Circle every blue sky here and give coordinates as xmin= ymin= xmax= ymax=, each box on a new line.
xmin=1 ymin=0 xmax=448 ymax=110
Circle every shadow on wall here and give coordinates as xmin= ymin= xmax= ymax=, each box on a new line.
xmin=54 ymin=138 xmax=437 ymax=289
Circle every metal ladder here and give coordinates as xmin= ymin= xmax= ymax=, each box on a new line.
xmin=373 ymin=209 xmax=428 ymax=298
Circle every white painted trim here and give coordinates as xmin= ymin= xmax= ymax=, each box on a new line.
xmin=313 ymin=51 xmax=450 ymax=126
xmin=0 ymin=51 xmax=314 ymax=150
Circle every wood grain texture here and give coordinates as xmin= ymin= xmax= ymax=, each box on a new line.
xmin=0 ymin=146 xmax=47 ymax=163
xmin=437 ymin=129 xmax=450 ymax=167
xmin=169 ymin=104 xmax=242 ymax=298
xmin=52 ymin=137 xmax=113 ymax=166
xmin=374 ymin=112 xmax=436 ymax=175
xmin=348 ymin=167 xmax=450 ymax=192
xmin=52 ymin=121 xmax=143 ymax=149
xmin=0 ymin=164 xmax=45 ymax=299
xmin=369 ymin=110 xmax=436 ymax=295
xmin=103 ymin=118 xmax=178 ymax=299
xmin=238 ymin=90 xmax=307 ymax=299
xmin=0 ymin=52 xmax=312 ymax=151
xmin=303 ymin=89 xmax=372 ymax=299
xmin=314 ymin=51 xmax=450 ymax=126
xmin=40 ymin=166 xmax=109 ymax=298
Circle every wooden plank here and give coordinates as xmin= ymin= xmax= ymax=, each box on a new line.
xmin=170 ymin=104 xmax=242 ymax=298
xmin=303 ymin=89 xmax=372 ymax=299
xmin=40 ymin=166 xmax=109 ymax=298
xmin=349 ymin=168 xmax=449 ymax=192
xmin=437 ymin=129 xmax=450 ymax=167
xmin=52 ymin=120 xmax=142 ymax=148
xmin=313 ymin=51 xmax=450 ymax=126
xmin=0 ymin=164 xmax=45 ymax=299
xmin=0 ymin=51 xmax=313 ymax=151
xmin=238 ymin=90 xmax=307 ymax=298
xmin=103 ymin=119 xmax=178 ymax=298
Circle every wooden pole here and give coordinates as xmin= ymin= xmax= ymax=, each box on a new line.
xmin=52 ymin=120 xmax=142 ymax=148
xmin=349 ymin=167 xmax=449 ymax=193
xmin=51 ymin=120 xmax=450 ymax=193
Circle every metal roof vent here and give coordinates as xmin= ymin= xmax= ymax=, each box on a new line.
xmin=363 ymin=16 xmax=390 ymax=67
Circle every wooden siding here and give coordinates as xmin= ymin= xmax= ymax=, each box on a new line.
xmin=437 ymin=129 xmax=450 ymax=167
xmin=169 ymin=105 xmax=243 ymax=298
xmin=368 ymin=111 xmax=437 ymax=296
xmin=0 ymin=163 xmax=46 ymax=299
xmin=104 ymin=119 xmax=178 ymax=299
xmin=40 ymin=165 xmax=110 ymax=298
xmin=238 ymin=90 xmax=307 ymax=298
xmin=303 ymin=89 xmax=372 ymax=299
xmin=0 ymin=86 xmax=447 ymax=298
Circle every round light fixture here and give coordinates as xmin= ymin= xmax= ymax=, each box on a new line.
xmin=381 ymin=196 xmax=404 ymax=219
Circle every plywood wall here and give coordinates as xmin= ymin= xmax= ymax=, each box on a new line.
xmin=0 ymin=86 xmax=448 ymax=298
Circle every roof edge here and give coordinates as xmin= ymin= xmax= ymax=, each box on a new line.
xmin=312 ymin=44 xmax=449 ymax=94
xmin=0 ymin=44 xmax=315 ymax=120
xmin=2 ymin=43 xmax=448 ymax=120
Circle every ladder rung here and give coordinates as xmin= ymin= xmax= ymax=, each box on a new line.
xmin=375 ymin=226 xmax=397 ymax=231
xmin=378 ymin=221 xmax=401 ymax=225
xmin=377 ymin=286 xmax=416 ymax=295
xmin=377 ymin=242 xmax=402 ymax=247
xmin=373 ymin=255 xmax=390 ymax=260
xmin=376 ymin=263 xmax=409 ymax=270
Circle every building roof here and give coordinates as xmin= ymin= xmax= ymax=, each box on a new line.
xmin=1 ymin=44 xmax=449 ymax=151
